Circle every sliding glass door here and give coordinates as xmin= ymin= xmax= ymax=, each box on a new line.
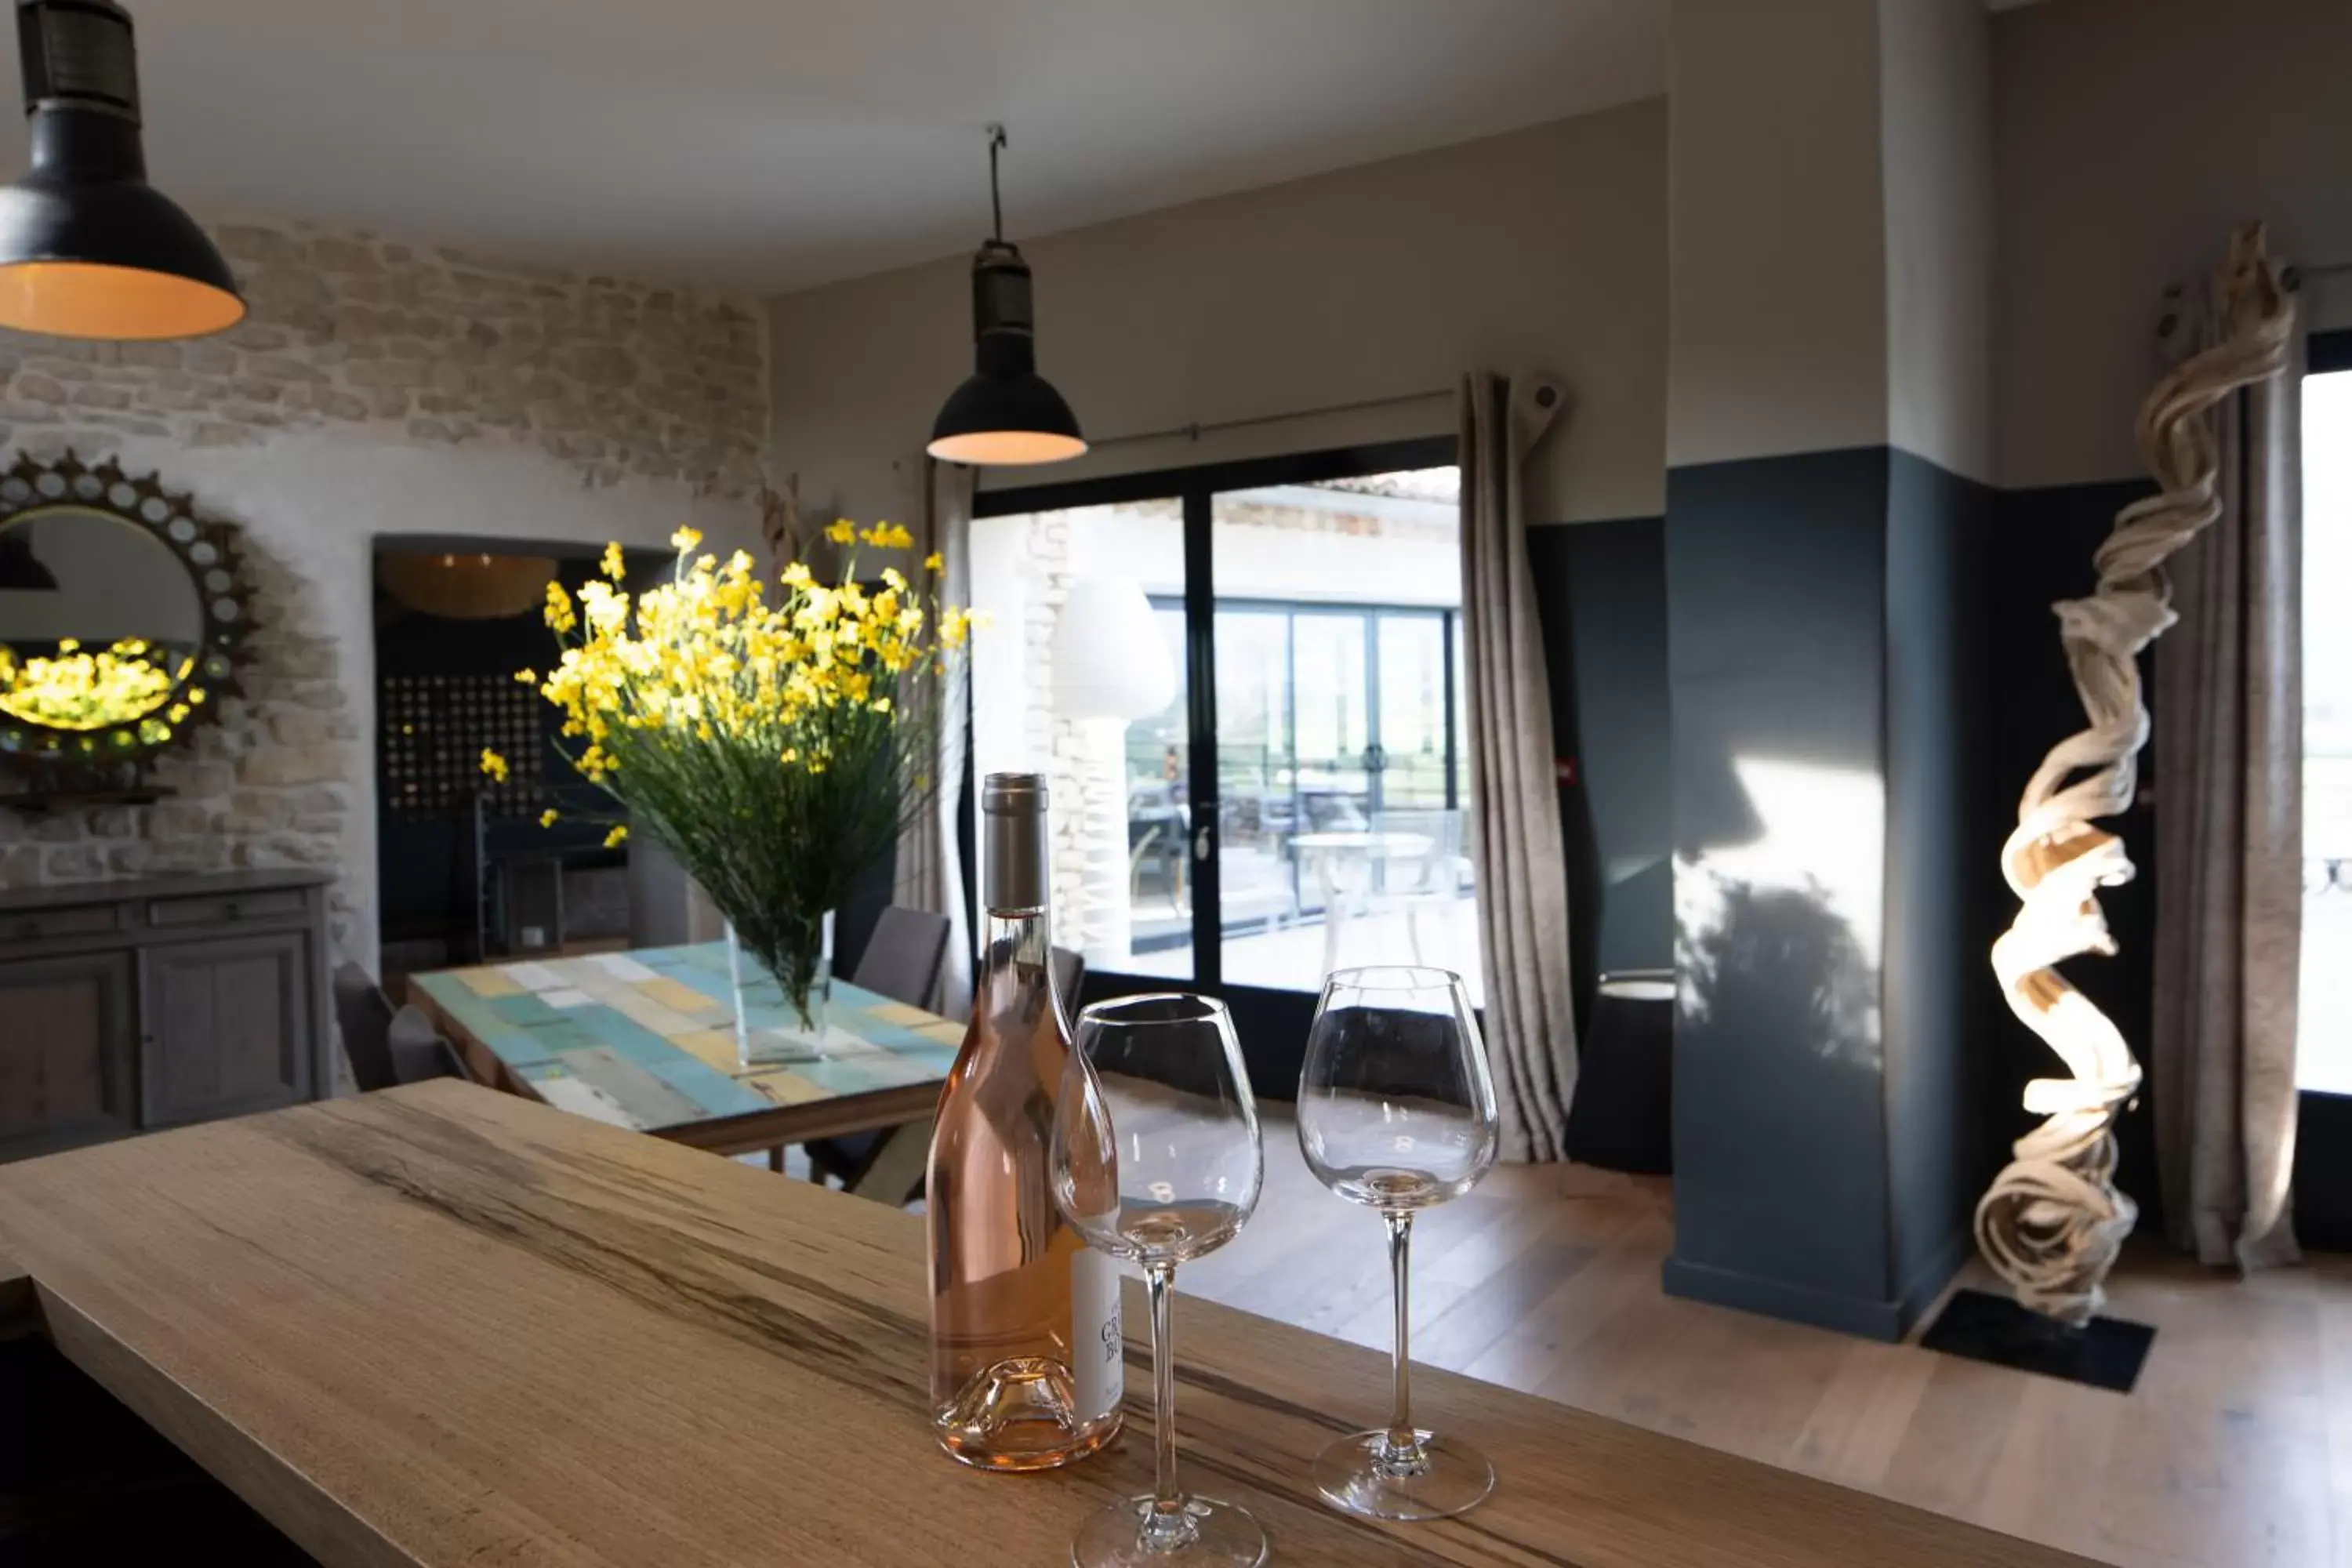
xmin=971 ymin=438 xmax=1468 ymax=1087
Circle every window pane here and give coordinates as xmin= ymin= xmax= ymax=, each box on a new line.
xmin=968 ymin=498 xmax=1189 ymax=981
xmin=2303 ymin=371 xmax=2352 ymax=1091
xmin=1377 ymin=615 xmax=1449 ymax=808
xmin=1210 ymin=467 xmax=1478 ymax=1000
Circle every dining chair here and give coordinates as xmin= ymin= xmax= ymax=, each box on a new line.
xmin=798 ymin=905 xmax=953 ymax=1187
xmin=1052 ymin=945 xmax=1086 ymax=1013
xmin=387 ymin=1004 xmax=469 ymax=1084
xmin=853 ymin=906 xmax=953 ymax=1011
xmin=335 ymin=961 xmax=466 ymax=1093
xmin=332 ymin=961 xmax=401 ymax=1093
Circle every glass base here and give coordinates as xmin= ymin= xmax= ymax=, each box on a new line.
xmin=1072 ymin=1495 xmax=1265 ymax=1568
xmin=1312 ymin=1428 xmax=1494 ymax=1521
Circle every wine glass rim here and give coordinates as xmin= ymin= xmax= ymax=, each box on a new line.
xmin=1322 ymin=964 xmax=1468 ymax=993
xmin=1077 ymin=991 xmax=1232 ymax=1025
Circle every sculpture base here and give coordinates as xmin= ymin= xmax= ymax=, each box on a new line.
xmin=1918 ymin=1289 xmax=2153 ymax=1393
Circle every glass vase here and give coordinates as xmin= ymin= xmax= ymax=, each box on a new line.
xmin=726 ymin=909 xmax=834 ymax=1068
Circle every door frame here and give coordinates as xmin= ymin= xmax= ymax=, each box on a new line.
xmin=973 ymin=434 xmax=1459 ymax=1094
xmin=2294 ymin=329 xmax=2352 ymax=1246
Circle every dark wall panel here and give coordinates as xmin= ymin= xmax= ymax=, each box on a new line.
xmin=1882 ymin=449 xmax=1998 ymax=1316
xmin=1527 ymin=517 xmax=1673 ymax=1016
xmin=1663 ymin=447 xmax=1898 ymax=1331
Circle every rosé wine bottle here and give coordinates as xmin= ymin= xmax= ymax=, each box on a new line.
xmin=927 ymin=773 xmax=1123 ymax=1469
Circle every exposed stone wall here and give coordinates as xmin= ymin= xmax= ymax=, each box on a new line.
xmin=0 ymin=220 xmax=769 ymax=958
xmin=0 ymin=220 xmax=766 ymax=494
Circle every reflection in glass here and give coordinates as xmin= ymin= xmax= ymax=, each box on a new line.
xmin=969 ymin=498 xmax=1192 ymax=980
xmin=0 ymin=507 xmax=204 ymax=739
xmin=1203 ymin=470 xmax=1481 ymax=997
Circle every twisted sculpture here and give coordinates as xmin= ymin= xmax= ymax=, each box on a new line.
xmin=1976 ymin=222 xmax=2296 ymax=1325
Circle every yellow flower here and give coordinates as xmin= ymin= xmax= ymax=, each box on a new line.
xmin=826 ymin=519 xmax=858 ymax=544
xmin=603 ymin=825 xmax=629 ymax=848
xmin=539 ymin=808 xmax=560 ymax=827
xmin=670 ymin=525 xmax=703 ymax=552
xmin=514 ymin=668 xmax=536 ymax=684
xmin=860 ymin=521 xmax=915 ymax=550
xmin=544 ymin=580 xmax=577 ymax=633
xmin=601 ymin=541 xmax=626 ymax=581
xmin=923 ymin=551 xmax=945 ymax=573
xmin=480 ymin=748 xmax=510 ymax=783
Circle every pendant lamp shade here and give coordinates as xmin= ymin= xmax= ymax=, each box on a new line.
xmin=926 ymin=131 xmax=1084 ymax=466
xmin=0 ymin=0 xmax=244 ymax=340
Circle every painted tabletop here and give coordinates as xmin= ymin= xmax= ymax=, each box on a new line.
xmin=408 ymin=943 xmax=963 ymax=1138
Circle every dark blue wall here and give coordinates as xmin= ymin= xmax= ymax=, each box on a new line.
xmin=1528 ymin=517 xmax=1674 ymax=1014
xmin=1883 ymin=448 xmax=1998 ymax=1319
xmin=1660 ymin=447 xmax=1908 ymax=1336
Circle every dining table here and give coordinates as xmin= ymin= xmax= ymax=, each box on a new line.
xmin=407 ymin=941 xmax=956 ymax=1193
xmin=0 ymin=1080 xmax=2100 ymax=1566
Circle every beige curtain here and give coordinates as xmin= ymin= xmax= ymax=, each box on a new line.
xmin=1460 ymin=370 xmax=1576 ymax=1162
xmin=894 ymin=457 xmax=975 ymax=1016
xmin=2151 ymin=251 xmax=2303 ymax=1272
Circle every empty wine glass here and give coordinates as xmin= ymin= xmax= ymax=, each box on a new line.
xmin=1051 ymin=993 xmax=1267 ymax=1568
xmin=1297 ymin=965 xmax=1500 ymax=1522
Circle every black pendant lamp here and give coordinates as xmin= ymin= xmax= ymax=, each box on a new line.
xmin=0 ymin=0 xmax=244 ymax=339
xmin=927 ymin=125 xmax=1084 ymax=466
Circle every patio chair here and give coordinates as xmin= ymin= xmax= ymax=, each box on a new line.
xmin=1366 ymin=809 xmax=1473 ymax=967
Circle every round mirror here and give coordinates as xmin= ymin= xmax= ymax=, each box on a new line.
xmin=0 ymin=506 xmax=205 ymax=737
xmin=0 ymin=454 xmax=250 ymax=786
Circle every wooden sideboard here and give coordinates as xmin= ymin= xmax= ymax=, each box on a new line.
xmin=0 ymin=870 xmax=333 ymax=1163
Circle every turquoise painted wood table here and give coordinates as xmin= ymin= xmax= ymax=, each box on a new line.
xmin=407 ymin=944 xmax=960 ymax=1187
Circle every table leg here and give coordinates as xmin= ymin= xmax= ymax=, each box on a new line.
xmin=849 ymin=1117 xmax=935 ymax=1205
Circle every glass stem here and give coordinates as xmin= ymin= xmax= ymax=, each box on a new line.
xmin=1142 ymin=1261 xmax=1196 ymax=1549
xmin=1382 ymin=1210 xmax=1427 ymax=1472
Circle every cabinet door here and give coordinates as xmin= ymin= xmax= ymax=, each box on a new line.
xmin=140 ymin=932 xmax=314 ymax=1130
xmin=0 ymin=950 xmax=137 ymax=1161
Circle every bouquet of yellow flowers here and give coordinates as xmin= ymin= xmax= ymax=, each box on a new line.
xmin=485 ymin=521 xmax=968 ymax=1036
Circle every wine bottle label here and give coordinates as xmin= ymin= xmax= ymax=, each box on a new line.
xmin=1071 ymin=1247 xmax=1123 ymax=1420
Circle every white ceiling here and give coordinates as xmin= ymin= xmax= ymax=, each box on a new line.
xmin=18 ymin=1 xmax=1670 ymax=296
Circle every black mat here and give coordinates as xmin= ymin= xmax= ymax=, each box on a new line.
xmin=1918 ymin=1288 xmax=2154 ymax=1393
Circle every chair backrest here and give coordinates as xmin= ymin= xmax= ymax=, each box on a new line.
xmin=1051 ymin=946 xmax=1086 ymax=1013
xmin=387 ymin=1005 xmax=467 ymax=1083
xmin=852 ymin=905 xmax=954 ymax=1011
xmin=332 ymin=960 xmax=399 ymax=1093
xmin=1370 ymin=808 xmax=1464 ymax=891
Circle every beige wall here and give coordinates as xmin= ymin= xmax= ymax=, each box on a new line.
xmin=1666 ymin=0 xmax=1889 ymax=469
xmin=769 ymin=103 xmax=1668 ymax=526
xmin=1994 ymin=0 xmax=2352 ymax=488
xmin=1881 ymin=0 xmax=1993 ymax=485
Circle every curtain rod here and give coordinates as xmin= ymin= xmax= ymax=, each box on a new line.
xmin=1086 ymin=387 xmax=1452 ymax=451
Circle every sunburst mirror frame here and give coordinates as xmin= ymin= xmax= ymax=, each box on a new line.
xmin=0 ymin=451 xmax=252 ymax=797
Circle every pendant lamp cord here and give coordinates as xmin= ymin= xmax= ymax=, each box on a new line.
xmin=985 ymin=122 xmax=1007 ymax=244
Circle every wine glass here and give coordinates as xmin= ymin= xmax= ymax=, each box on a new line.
xmin=1296 ymin=965 xmax=1500 ymax=1521
xmin=1051 ymin=993 xmax=1267 ymax=1568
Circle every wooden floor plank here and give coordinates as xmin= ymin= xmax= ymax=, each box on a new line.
xmin=1170 ymin=1110 xmax=2352 ymax=1568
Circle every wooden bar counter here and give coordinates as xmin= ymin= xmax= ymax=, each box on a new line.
xmin=0 ymin=1083 xmax=2098 ymax=1566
